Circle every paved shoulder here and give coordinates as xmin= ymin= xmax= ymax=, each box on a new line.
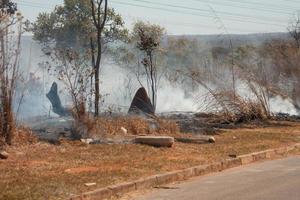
xmin=135 ymin=156 xmax=300 ymax=200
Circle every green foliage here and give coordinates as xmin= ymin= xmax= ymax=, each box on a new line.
xmin=132 ymin=21 xmax=165 ymax=54
xmin=31 ymin=0 xmax=128 ymax=116
xmin=0 ymin=0 xmax=17 ymax=15
xmin=131 ymin=21 xmax=166 ymax=111
xmin=31 ymin=0 xmax=128 ymax=50
xmin=112 ymin=21 xmax=166 ymax=72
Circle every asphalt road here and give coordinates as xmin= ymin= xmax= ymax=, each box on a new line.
xmin=135 ymin=156 xmax=300 ymax=200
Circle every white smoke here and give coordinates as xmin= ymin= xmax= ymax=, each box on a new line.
xmin=269 ymin=96 xmax=299 ymax=115
xmin=16 ymin=36 xmax=299 ymax=118
xmin=100 ymin=64 xmax=199 ymax=113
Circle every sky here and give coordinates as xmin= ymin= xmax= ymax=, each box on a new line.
xmin=15 ymin=0 xmax=300 ymax=35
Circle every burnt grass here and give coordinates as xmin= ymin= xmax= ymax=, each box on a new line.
xmin=0 ymin=113 xmax=300 ymax=200
xmin=160 ymin=112 xmax=300 ymax=136
xmin=23 ymin=112 xmax=300 ymax=143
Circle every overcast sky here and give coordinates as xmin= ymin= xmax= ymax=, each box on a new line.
xmin=16 ymin=0 xmax=300 ymax=35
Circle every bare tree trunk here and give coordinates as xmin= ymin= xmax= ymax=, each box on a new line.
xmin=149 ymin=53 xmax=156 ymax=111
xmin=94 ymin=65 xmax=100 ymax=116
xmin=90 ymin=0 xmax=108 ymax=116
xmin=0 ymin=26 xmax=19 ymax=145
xmin=3 ymin=102 xmax=13 ymax=144
xmin=230 ymin=40 xmax=236 ymax=99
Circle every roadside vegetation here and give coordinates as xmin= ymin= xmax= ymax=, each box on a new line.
xmin=1 ymin=1 xmax=300 ymax=199
xmin=1 ymin=121 xmax=300 ymax=199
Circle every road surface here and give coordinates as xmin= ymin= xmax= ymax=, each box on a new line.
xmin=134 ymin=156 xmax=300 ymax=200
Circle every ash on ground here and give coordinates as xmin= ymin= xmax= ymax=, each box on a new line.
xmin=21 ymin=112 xmax=300 ymax=144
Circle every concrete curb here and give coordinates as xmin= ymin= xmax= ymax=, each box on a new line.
xmin=70 ymin=143 xmax=300 ymax=200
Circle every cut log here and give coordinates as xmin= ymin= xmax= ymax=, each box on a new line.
xmin=135 ymin=136 xmax=174 ymax=147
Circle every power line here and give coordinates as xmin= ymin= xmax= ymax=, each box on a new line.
xmin=223 ymin=0 xmax=298 ymax=12
xmin=124 ymin=14 xmax=262 ymax=33
xmin=111 ymin=0 xmax=287 ymax=28
xmin=131 ymin=0 xmax=287 ymax=24
xmin=17 ymin=0 xmax=288 ymax=27
xmin=16 ymin=0 xmax=289 ymax=32
xmin=200 ymin=0 xmax=298 ymax=13
xmin=16 ymin=0 xmax=64 ymax=9
xmin=17 ymin=0 xmax=287 ymax=27
xmin=17 ymin=2 xmax=54 ymax=9
xmin=190 ymin=0 xmax=295 ymax=15
xmin=18 ymin=0 xmax=274 ymax=33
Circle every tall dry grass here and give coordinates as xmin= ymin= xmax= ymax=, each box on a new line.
xmin=0 ymin=7 xmax=23 ymax=145
xmin=72 ymin=115 xmax=180 ymax=139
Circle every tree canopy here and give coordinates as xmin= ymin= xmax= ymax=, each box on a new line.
xmin=32 ymin=0 xmax=128 ymax=50
xmin=0 ymin=0 xmax=17 ymax=16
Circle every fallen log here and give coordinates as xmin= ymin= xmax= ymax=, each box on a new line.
xmin=175 ymin=136 xmax=216 ymax=144
xmin=135 ymin=136 xmax=174 ymax=147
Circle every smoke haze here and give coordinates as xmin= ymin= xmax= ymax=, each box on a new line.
xmin=16 ymin=35 xmax=299 ymax=119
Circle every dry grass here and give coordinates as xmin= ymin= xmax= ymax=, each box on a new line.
xmin=0 ymin=127 xmax=38 ymax=150
xmin=0 ymin=121 xmax=300 ymax=200
xmin=11 ymin=127 xmax=38 ymax=147
xmin=81 ymin=116 xmax=180 ymax=138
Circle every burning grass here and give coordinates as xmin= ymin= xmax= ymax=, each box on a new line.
xmin=0 ymin=120 xmax=300 ymax=200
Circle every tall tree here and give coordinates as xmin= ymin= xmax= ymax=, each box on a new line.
xmin=132 ymin=21 xmax=165 ymax=112
xmin=112 ymin=21 xmax=165 ymax=112
xmin=90 ymin=0 xmax=107 ymax=116
xmin=32 ymin=0 xmax=128 ymax=116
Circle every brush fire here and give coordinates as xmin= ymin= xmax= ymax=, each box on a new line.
xmin=1 ymin=1 xmax=300 ymax=200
